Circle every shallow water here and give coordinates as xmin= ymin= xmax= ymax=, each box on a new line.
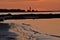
xmin=0 ymin=12 xmax=60 ymax=15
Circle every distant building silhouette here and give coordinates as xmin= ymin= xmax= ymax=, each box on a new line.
xmin=27 ymin=7 xmax=32 ymax=12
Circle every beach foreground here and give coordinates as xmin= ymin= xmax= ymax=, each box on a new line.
xmin=0 ymin=23 xmax=60 ymax=40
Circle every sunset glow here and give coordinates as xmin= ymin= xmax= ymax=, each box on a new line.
xmin=0 ymin=0 xmax=60 ymax=10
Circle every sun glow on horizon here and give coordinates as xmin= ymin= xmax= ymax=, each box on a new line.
xmin=0 ymin=0 xmax=60 ymax=10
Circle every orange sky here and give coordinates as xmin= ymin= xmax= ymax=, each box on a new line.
xmin=0 ymin=0 xmax=60 ymax=10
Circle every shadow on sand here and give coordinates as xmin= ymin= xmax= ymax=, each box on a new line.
xmin=0 ymin=23 xmax=18 ymax=40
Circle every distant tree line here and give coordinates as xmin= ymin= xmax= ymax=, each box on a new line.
xmin=0 ymin=9 xmax=60 ymax=12
xmin=0 ymin=9 xmax=39 ymax=12
xmin=0 ymin=9 xmax=26 ymax=12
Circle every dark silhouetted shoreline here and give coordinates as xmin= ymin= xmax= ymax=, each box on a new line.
xmin=0 ymin=9 xmax=60 ymax=12
xmin=0 ymin=13 xmax=60 ymax=21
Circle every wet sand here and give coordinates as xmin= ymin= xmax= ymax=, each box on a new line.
xmin=2 ymin=18 xmax=60 ymax=36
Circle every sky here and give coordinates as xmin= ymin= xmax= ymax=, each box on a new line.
xmin=0 ymin=0 xmax=60 ymax=10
